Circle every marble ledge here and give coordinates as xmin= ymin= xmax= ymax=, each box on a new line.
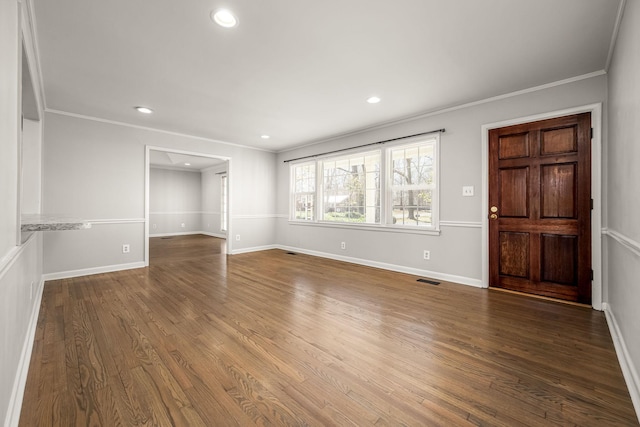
xmin=21 ymin=214 xmax=92 ymax=232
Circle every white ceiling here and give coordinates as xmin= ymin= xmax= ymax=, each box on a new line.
xmin=32 ymin=0 xmax=621 ymax=152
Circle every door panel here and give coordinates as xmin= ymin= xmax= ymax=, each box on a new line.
xmin=541 ymin=126 xmax=577 ymax=155
xmin=541 ymin=234 xmax=577 ymax=285
xmin=499 ymin=232 xmax=530 ymax=278
xmin=499 ymin=133 xmax=530 ymax=159
xmin=499 ymin=168 xmax=529 ymax=217
xmin=541 ymin=163 xmax=576 ymax=218
xmin=489 ymin=113 xmax=591 ymax=304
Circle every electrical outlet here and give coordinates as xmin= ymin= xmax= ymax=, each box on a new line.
xmin=152 ymin=223 xmax=157 ymax=229
xmin=423 ymin=250 xmax=430 ymax=260
xmin=341 ymin=242 xmax=346 ymax=250
xmin=122 ymin=244 xmax=130 ymax=254
xmin=181 ymin=223 xmax=186 ymax=228
xmin=462 ymin=186 xmax=474 ymax=197
xmin=236 ymin=235 xmax=240 ymax=241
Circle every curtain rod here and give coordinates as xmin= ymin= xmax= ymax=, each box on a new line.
xmin=283 ymin=128 xmax=445 ymax=163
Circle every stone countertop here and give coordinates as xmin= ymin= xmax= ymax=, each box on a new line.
xmin=21 ymin=214 xmax=92 ymax=232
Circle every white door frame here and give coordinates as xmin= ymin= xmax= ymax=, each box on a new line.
xmin=144 ymin=146 xmax=232 ymax=265
xmin=481 ymin=103 xmax=603 ymax=310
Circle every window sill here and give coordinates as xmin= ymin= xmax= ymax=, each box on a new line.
xmin=288 ymin=220 xmax=441 ymax=236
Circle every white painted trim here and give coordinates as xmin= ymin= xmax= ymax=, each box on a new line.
xmin=145 ymin=146 xmax=233 ymax=266
xmin=21 ymin=0 xmax=45 ymax=110
xmin=440 ymin=221 xmax=482 ymax=229
xmin=46 ymin=109 xmax=274 ymax=153
xmin=288 ymin=220 xmax=441 ymax=236
xmin=481 ymin=103 xmax=604 ymax=310
xmin=19 ymin=0 xmax=44 ymax=116
xmin=149 ymin=231 xmax=210 ymax=238
xmin=272 ymin=245 xmax=484 ymax=288
xmin=87 ymin=218 xmax=146 ymax=225
xmin=606 ymin=0 xmax=628 ymax=71
xmin=43 ymin=261 xmax=146 ymax=281
xmin=0 ymin=246 xmax=22 ymax=281
xmin=201 ymin=164 xmax=227 ymax=174
xmin=149 ymin=211 xmax=204 ymax=215
xmin=148 ymin=212 xmax=222 ymax=216
xmin=603 ymin=303 xmax=640 ymax=423
xmin=230 ymin=244 xmax=280 ymax=255
xmin=0 ymin=232 xmax=36 ymax=280
xmin=4 ymin=276 xmax=44 ymax=427
xmin=606 ymin=229 xmax=640 ymax=258
xmin=278 ymin=71 xmax=606 ymax=154
xmin=149 ymin=164 xmax=205 ymax=173
xmin=232 ymin=214 xmax=281 ymax=220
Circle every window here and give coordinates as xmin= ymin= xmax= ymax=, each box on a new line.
xmin=388 ymin=139 xmax=437 ymax=227
xmin=291 ymin=162 xmax=316 ymax=221
xmin=220 ymin=175 xmax=228 ymax=231
xmin=289 ymin=134 xmax=439 ymax=231
xmin=322 ymin=151 xmax=380 ymax=224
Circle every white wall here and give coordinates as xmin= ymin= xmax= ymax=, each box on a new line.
xmin=606 ymin=0 xmax=640 ymax=416
xmin=1 ymin=0 xmax=20 ymax=255
xmin=150 ymin=167 xmax=202 ymax=236
xmin=201 ymin=165 xmax=227 ymax=238
xmin=276 ymin=75 xmax=607 ymax=286
xmin=20 ymin=119 xmax=42 ymax=214
xmin=0 ymin=1 xmax=45 ymax=425
xmin=42 ymin=112 xmax=277 ymax=276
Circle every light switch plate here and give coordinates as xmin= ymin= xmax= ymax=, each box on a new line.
xmin=462 ymin=186 xmax=474 ymax=197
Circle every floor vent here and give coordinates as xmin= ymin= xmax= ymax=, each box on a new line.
xmin=417 ymin=278 xmax=440 ymax=285
xmin=161 ymin=237 xmax=173 ymax=240
xmin=287 ymin=252 xmax=297 ymax=255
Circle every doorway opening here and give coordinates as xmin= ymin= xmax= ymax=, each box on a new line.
xmin=144 ymin=147 xmax=231 ymax=265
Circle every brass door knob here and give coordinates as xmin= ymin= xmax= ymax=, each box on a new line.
xmin=490 ymin=214 xmax=498 ymax=220
xmin=490 ymin=206 xmax=498 ymax=213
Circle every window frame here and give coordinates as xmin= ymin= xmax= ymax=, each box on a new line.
xmin=288 ymin=134 xmax=440 ymax=234
xmin=290 ymin=161 xmax=317 ymax=222
xmin=385 ymin=136 xmax=439 ymax=230
xmin=318 ymin=150 xmax=381 ymax=225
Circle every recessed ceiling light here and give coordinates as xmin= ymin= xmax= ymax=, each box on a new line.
xmin=135 ymin=106 xmax=153 ymax=114
xmin=211 ymin=9 xmax=238 ymax=28
xmin=184 ymin=163 xmax=191 ymax=166
xmin=367 ymin=96 xmax=381 ymax=104
xmin=261 ymin=135 xmax=270 ymax=139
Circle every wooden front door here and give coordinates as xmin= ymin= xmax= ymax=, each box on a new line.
xmin=488 ymin=113 xmax=592 ymax=304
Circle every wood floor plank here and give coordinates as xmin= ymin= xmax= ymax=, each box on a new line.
xmin=19 ymin=235 xmax=639 ymax=426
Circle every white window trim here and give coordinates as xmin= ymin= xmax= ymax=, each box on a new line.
xmin=288 ymin=133 xmax=440 ymax=234
xmin=318 ymin=150 xmax=381 ymax=226
xmin=385 ymin=134 xmax=440 ymax=230
xmin=290 ymin=161 xmax=317 ymax=222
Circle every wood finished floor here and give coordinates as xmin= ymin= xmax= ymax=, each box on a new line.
xmin=20 ymin=235 xmax=638 ymax=426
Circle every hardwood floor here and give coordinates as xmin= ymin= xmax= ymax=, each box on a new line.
xmin=20 ymin=235 xmax=638 ymax=426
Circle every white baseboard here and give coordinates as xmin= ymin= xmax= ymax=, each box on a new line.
xmin=273 ymin=245 xmax=483 ymax=288
xmin=43 ymin=261 xmax=146 ymax=281
xmin=4 ymin=277 xmax=44 ymax=427
xmin=230 ymin=244 xmax=279 ymax=255
xmin=603 ymin=303 xmax=640 ymax=422
xmin=149 ymin=231 xmax=227 ymax=239
xmin=149 ymin=231 xmax=203 ymax=238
